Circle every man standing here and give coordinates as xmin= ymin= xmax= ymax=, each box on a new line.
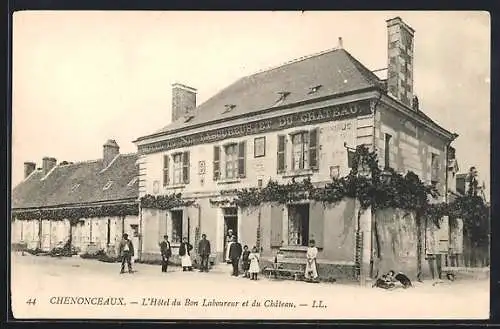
xmin=159 ymin=235 xmax=172 ymax=273
xmin=198 ymin=234 xmax=211 ymax=272
xmin=118 ymin=233 xmax=134 ymax=274
xmin=228 ymin=235 xmax=242 ymax=277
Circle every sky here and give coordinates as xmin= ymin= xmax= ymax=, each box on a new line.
xmin=12 ymin=11 xmax=490 ymax=196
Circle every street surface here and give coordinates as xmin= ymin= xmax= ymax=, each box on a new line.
xmin=11 ymin=252 xmax=489 ymax=320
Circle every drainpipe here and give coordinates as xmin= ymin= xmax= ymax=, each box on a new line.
xmin=138 ymin=201 xmax=143 ymax=260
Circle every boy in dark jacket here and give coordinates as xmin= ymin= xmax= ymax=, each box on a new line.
xmin=159 ymin=235 xmax=172 ymax=273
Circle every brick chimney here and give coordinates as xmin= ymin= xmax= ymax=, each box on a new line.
xmin=386 ymin=17 xmax=415 ymax=108
xmin=172 ymin=83 xmax=197 ymax=122
xmin=42 ymin=157 xmax=57 ymax=175
xmin=103 ymin=139 xmax=120 ymax=168
xmin=23 ymin=162 xmax=36 ymax=178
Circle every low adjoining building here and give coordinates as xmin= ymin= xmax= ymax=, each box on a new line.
xmin=11 ymin=140 xmax=140 ymax=259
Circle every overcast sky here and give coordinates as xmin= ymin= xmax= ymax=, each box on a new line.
xmin=12 ymin=11 xmax=490 ymax=196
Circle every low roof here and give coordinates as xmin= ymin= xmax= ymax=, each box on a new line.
xmin=12 ymin=153 xmax=138 ymax=210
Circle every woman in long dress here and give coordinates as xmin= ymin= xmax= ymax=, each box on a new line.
xmin=305 ymin=239 xmax=319 ymax=282
xmin=248 ymin=246 xmax=260 ymax=280
xmin=179 ymin=237 xmax=193 ymax=271
xmin=225 ymin=230 xmax=234 ymax=263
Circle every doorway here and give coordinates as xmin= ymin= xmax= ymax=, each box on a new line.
xmin=223 ymin=207 xmax=238 ymax=261
xmin=288 ymin=203 xmax=310 ymax=246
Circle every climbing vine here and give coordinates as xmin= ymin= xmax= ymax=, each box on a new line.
xmin=140 ymin=193 xmax=196 ymax=210
xmin=223 ymin=145 xmax=487 ymax=230
xmin=12 ymin=203 xmax=139 ymax=222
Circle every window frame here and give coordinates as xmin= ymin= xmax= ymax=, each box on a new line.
xmin=172 ymin=152 xmax=184 ymax=185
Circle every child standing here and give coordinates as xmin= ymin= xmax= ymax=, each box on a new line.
xmin=241 ymin=245 xmax=251 ymax=278
xmin=249 ymin=246 xmax=260 ymax=280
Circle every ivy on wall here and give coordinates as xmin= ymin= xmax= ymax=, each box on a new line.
xmin=12 ymin=203 xmax=139 ymax=223
xmin=140 ymin=193 xmax=196 ymax=210
xmin=222 ymin=145 xmax=488 ymax=231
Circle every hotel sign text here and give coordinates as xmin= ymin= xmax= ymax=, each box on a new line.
xmin=139 ymin=100 xmax=371 ymax=154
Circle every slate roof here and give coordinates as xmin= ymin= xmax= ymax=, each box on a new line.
xmin=12 ymin=153 xmax=139 ymax=210
xmin=141 ymin=48 xmax=384 ymax=139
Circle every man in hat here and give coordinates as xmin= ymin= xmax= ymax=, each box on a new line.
xmin=159 ymin=235 xmax=172 ymax=273
xmin=228 ymin=235 xmax=242 ymax=276
xmin=198 ymin=233 xmax=211 ymax=272
xmin=118 ymin=233 xmax=134 ymax=274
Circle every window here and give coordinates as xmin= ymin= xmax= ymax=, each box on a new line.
xmin=163 ymin=155 xmax=170 ymax=186
xmin=171 ymin=152 xmax=190 ymax=185
xmin=431 ymin=153 xmax=440 ymax=184
xmin=292 ymin=132 xmax=309 ymax=171
xmin=288 ymin=204 xmax=310 ymax=246
xmin=173 ymin=153 xmax=183 ymax=185
xmin=103 ymin=180 xmax=113 ymax=191
xmin=216 ymin=142 xmax=246 ymax=180
xmin=273 ymin=91 xmax=290 ymax=107
xmin=277 ymin=135 xmax=286 ymax=173
xmin=171 ymin=210 xmax=183 ymax=243
xmin=127 ymin=177 xmax=138 ymax=187
xmin=224 ymin=144 xmax=238 ymax=179
xmin=223 ymin=104 xmax=236 ymax=114
xmin=384 ymin=133 xmax=392 ymax=169
xmin=308 ymin=85 xmax=322 ymax=95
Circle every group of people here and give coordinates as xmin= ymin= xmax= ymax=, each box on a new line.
xmin=116 ymin=230 xmax=320 ymax=283
xmin=158 ymin=234 xmax=212 ymax=273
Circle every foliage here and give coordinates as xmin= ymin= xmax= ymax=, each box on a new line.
xmin=12 ymin=203 xmax=139 ymax=222
xmin=140 ymin=193 xmax=196 ymax=210
xmin=225 ymin=145 xmax=489 ymax=233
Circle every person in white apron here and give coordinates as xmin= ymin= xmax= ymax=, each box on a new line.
xmin=305 ymin=239 xmax=319 ymax=282
xmin=225 ymin=229 xmax=234 ymax=263
xmin=179 ymin=237 xmax=193 ymax=271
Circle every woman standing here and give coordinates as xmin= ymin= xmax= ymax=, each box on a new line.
xmin=248 ymin=246 xmax=260 ymax=280
xmin=225 ymin=229 xmax=235 ymax=263
xmin=305 ymin=239 xmax=319 ymax=282
xmin=179 ymin=237 xmax=193 ymax=271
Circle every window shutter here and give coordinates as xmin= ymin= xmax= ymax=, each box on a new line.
xmin=277 ymin=135 xmax=286 ymax=173
xmin=238 ymin=141 xmax=246 ymax=178
xmin=270 ymin=205 xmax=283 ymax=247
xmin=182 ymin=151 xmax=190 ymax=184
xmin=213 ymin=146 xmax=220 ymax=181
xmin=308 ymin=201 xmax=324 ymax=248
xmin=309 ymin=128 xmax=319 ymax=171
xmin=163 ymin=155 xmax=170 ymax=186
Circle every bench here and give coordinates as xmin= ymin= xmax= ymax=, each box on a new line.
xmin=263 ymin=265 xmax=305 ymax=281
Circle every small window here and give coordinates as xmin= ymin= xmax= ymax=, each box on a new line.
xmin=173 ymin=153 xmax=183 ymax=185
xmin=127 ymin=177 xmax=138 ymax=187
xmin=103 ymin=180 xmax=113 ymax=191
xmin=384 ymin=133 xmax=392 ymax=169
xmin=70 ymin=183 xmax=80 ymax=192
xmin=431 ymin=153 xmax=440 ymax=184
xmin=184 ymin=115 xmax=195 ymax=123
xmin=308 ymin=85 xmax=322 ymax=95
xmin=273 ymin=91 xmax=290 ymax=107
xmin=223 ymin=104 xmax=236 ymax=114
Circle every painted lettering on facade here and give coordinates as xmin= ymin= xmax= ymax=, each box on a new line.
xmin=139 ymin=100 xmax=371 ymax=154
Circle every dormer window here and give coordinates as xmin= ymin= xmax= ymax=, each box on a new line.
xmin=103 ymin=180 xmax=113 ymax=191
xmin=184 ymin=114 xmax=195 ymax=123
xmin=273 ymin=91 xmax=290 ymax=107
xmin=70 ymin=183 xmax=80 ymax=192
xmin=127 ymin=177 xmax=138 ymax=187
xmin=223 ymin=104 xmax=236 ymax=114
xmin=308 ymin=85 xmax=323 ymax=94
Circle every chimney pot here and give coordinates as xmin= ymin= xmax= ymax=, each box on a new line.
xmin=338 ymin=37 xmax=343 ymax=49
xmin=23 ymin=162 xmax=36 ymax=178
xmin=103 ymin=139 xmax=120 ymax=169
xmin=172 ymin=83 xmax=197 ymax=122
xmin=42 ymin=157 xmax=57 ymax=175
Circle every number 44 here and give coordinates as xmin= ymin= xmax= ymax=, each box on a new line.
xmin=26 ymin=298 xmax=36 ymax=305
